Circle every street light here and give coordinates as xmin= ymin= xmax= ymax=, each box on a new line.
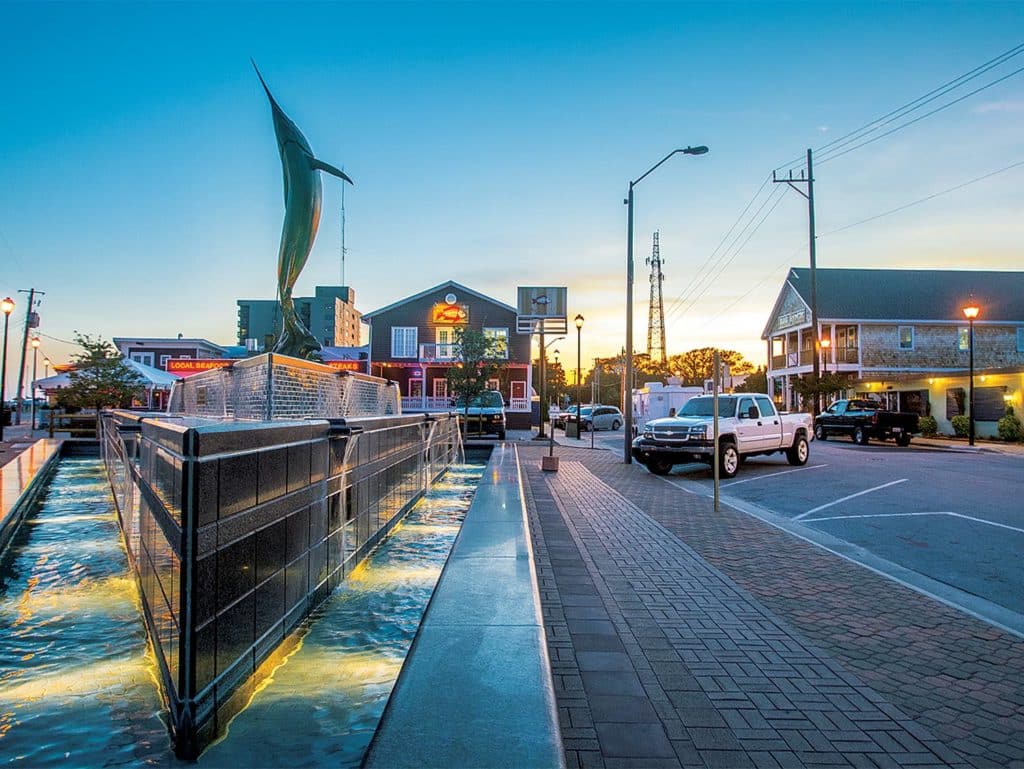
xmin=624 ymin=145 xmax=709 ymax=462
xmin=0 ymin=297 xmax=14 ymax=442
xmin=963 ymin=302 xmax=980 ymax=446
xmin=819 ymin=337 xmax=831 ymax=375
xmin=43 ymin=357 xmax=51 ymax=378
xmin=30 ymin=337 xmax=40 ymax=432
xmin=575 ymin=314 xmax=584 ymax=441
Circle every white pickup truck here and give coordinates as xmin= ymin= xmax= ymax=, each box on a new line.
xmin=631 ymin=393 xmax=813 ymax=478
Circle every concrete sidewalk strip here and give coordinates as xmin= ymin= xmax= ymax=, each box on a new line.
xmin=523 ymin=452 xmax=964 ymax=769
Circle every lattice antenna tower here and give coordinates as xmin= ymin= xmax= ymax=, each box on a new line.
xmin=645 ymin=230 xmax=667 ymax=363
xmin=340 ymin=169 xmax=347 ymax=286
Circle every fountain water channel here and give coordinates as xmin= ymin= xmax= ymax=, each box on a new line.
xmin=0 ymin=453 xmax=486 ymax=767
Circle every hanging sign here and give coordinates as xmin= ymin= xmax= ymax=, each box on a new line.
xmin=431 ymin=303 xmax=469 ymax=325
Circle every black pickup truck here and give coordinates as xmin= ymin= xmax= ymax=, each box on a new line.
xmin=813 ymin=399 xmax=919 ymax=446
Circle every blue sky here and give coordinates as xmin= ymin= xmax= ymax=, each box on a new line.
xmin=2 ymin=1 xmax=1022 ymax=393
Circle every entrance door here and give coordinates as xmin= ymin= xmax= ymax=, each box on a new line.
xmin=410 ymin=379 xmax=423 ymax=399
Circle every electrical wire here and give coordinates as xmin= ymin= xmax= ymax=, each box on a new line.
xmin=668 ymin=186 xmax=789 ymax=324
xmin=662 ymin=174 xmax=774 ymax=319
xmin=772 ymin=41 xmax=1024 ymax=173
xmin=817 ymin=64 xmax=1024 ymax=166
xmin=819 ymin=159 xmax=1024 ymax=237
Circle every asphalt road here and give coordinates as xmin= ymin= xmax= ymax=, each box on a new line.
xmin=619 ymin=434 xmax=1024 ymax=637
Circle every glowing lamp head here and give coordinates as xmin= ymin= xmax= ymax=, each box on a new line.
xmin=574 ymin=313 xmax=584 ymax=330
xmin=819 ymin=338 xmax=831 ymax=349
xmin=31 ymin=337 xmax=40 ymax=349
xmin=1 ymin=297 xmax=13 ymax=315
xmin=963 ymin=304 xmax=980 ymax=320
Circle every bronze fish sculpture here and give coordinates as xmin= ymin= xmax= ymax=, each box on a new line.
xmin=254 ymin=61 xmax=353 ymax=360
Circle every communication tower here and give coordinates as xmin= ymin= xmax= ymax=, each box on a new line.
xmin=645 ymin=230 xmax=667 ymax=363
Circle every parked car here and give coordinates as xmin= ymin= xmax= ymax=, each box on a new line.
xmin=567 ymin=405 xmax=624 ymax=432
xmin=554 ymin=404 xmax=582 ymax=429
xmin=632 ymin=393 xmax=812 ymax=478
xmin=455 ymin=390 xmax=506 ymax=439
xmin=814 ymin=399 xmax=919 ymax=446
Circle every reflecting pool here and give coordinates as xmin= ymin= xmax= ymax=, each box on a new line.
xmin=0 ymin=457 xmax=484 ymax=768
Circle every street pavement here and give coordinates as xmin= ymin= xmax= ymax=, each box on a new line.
xmin=518 ymin=439 xmax=1024 ymax=769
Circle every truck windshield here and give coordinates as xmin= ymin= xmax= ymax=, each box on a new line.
xmin=463 ymin=391 xmax=503 ymax=408
xmin=678 ymin=396 xmax=736 ymax=417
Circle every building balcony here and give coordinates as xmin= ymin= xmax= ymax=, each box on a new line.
xmin=419 ymin=343 xmax=456 ymax=362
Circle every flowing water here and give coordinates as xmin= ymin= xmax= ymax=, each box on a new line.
xmin=0 ymin=457 xmax=484 ymax=768
xmin=0 ymin=457 xmax=168 ymax=767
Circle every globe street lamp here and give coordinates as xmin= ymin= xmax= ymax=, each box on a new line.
xmin=624 ymin=145 xmax=709 ymax=462
xmin=30 ymin=337 xmax=40 ymax=432
xmin=537 ymin=334 xmax=564 ymax=438
xmin=1 ymin=297 xmax=14 ymax=442
xmin=819 ymin=337 xmax=831 ymax=376
xmin=43 ymin=357 xmax=51 ymax=378
xmin=963 ymin=302 xmax=980 ymax=446
xmin=574 ymin=314 xmax=584 ymax=440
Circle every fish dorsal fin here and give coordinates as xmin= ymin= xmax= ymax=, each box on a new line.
xmin=309 ymin=157 xmax=354 ymax=185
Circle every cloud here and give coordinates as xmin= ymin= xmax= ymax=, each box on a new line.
xmin=972 ymin=100 xmax=1024 ymax=114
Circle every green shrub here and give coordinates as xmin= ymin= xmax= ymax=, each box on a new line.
xmin=997 ymin=413 xmax=1024 ymax=442
xmin=918 ymin=415 xmax=938 ymax=437
xmin=951 ymin=414 xmax=970 ymax=437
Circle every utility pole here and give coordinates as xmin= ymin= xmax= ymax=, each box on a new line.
xmin=773 ymin=149 xmax=820 ymax=414
xmin=15 ymin=288 xmax=43 ymax=425
xmin=646 ymin=230 xmax=667 ymax=364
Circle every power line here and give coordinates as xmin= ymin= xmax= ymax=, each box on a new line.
xmin=773 ymin=41 xmax=1024 ymax=173
xmin=668 ymin=186 xmax=789 ymax=325
xmin=663 ymin=174 xmax=774 ymax=321
xmin=819 ymin=159 xmax=1024 ymax=237
xmin=813 ymin=43 xmax=1024 ymax=163
xmin=665 ymin=184 xmax=783 ymax=322
xmin=817 ymin=64 xmax=1024 ymax=166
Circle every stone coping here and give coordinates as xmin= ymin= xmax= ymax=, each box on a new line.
xmin=364 ymin=443 xmax=565 ymax=769
xmin=0 ymin=438 xmax=62 ymax=552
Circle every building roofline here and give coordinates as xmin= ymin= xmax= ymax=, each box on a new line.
xmin=113 ymin=337 xmax=227 ymax=352
xmin=362 ymin=280 xmax=518 ymax=320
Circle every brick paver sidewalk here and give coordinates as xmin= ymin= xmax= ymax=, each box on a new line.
xmin=520 ymin=445 xmax=1024 ymax=768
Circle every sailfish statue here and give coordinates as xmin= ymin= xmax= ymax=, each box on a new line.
xmin=254 ymin=61 xmax=353 ymax=360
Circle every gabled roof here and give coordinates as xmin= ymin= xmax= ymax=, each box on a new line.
xmin=776 ymin=267 xmax=1024 ymax=328
xmin=361 ymin=280 xmax=518 ymax=320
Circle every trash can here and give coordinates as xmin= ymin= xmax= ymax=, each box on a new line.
xmin=566 ymin=422 xmax=579 ymax=438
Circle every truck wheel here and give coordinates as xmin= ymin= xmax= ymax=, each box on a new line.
xmin=787 ymin=435 xmax=809 ymax=466
xmin=896 ymin=433 xmax=911 ymax=447
xmin=814 ymin=424 xmax=827 ymax=441
xmin=854 ymin=426 xmax=869 ymax=445
xmin=647 ymin=458 xmax=674 ymax=475
xmin=719 ymin=442 xmax=739 ymax=478
xmin=611 ymin=419 xmax=621 ymax=431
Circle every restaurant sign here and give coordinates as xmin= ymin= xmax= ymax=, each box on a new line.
xmin=166 ymin=359 xmax=234 ymax=377
xmin=431 ymin=302 xmax=469 ymax=325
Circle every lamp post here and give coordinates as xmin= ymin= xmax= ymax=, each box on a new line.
xmin=624 ymin=145 xmax=708 ymax=462
xmin=1 ymin=297 xmax=14 ymax=442
xmin=43 ymin=357 xmax=51 ymax=379
xmin=963 ymin=303 xmax=980 ymax=446
xmin=30 ymin=337 xmax=40 ymax=432
xmin=574 ymin=314 xmax=584 ymax=440
xmin=819 ymin=337 xmax=831 ymax=375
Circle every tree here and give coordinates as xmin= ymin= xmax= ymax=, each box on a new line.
xmin=447 ymin=328 xmax=506 ymax=435
xmin=667 ymin=347 xmax=755 ymax=387
xmin=735 ymin=366 xmax=768 ymax=394
xmin=58 ymin=333 xmax=145 ymax=412
xmin=789 ymin=372 xmax=850 ymax=412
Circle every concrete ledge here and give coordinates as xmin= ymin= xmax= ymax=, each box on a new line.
xmin=364 ymin=443 xmax=564 ymax=769
xmin=0 ymin=438 xmax=62 ymax=552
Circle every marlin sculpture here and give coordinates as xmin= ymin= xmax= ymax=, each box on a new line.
xmin=254 ymin=61 xmax=353 ymax=360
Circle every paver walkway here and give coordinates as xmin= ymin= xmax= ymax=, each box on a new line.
xmin=520 ymin=445 xmax=1024 ymax=769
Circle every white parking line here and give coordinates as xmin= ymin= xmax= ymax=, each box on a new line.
xmin=802 ymin=510 xmax=1024 ymax=535
xmin=723 ymin=464 xmax=829 ymax=487
xmin=793 ymin=478 xmax=909 ymax=520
